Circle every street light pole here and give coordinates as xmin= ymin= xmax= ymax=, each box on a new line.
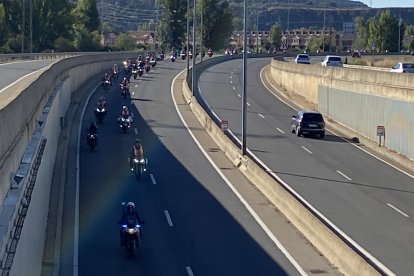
xmin=398 ymin=18 xmax=402 ymax=53
xmin=242 ymin=0 xmax=247 ymax=155
xmin=187 ymin=0 xmax=190 ymax=75
xmin=200 ymin=0 xmax=203 ymax=62
xmin=191 ymin=0 xmax=197 ymax=96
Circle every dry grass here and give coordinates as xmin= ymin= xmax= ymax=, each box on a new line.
xmin=348 ymin=55 xmax=414 ymax=68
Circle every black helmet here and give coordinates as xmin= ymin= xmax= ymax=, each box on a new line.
xmin=135 ymin=139 xmax=141 ymax=144
xmin=126 ymin=202 xmax=135 ymax=213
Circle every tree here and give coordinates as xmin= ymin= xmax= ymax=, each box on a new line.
xmin=269 ymin=23 xmax=282 ymax=50
xmin=158 ymin=0 xmax=187 ymax=49
xmin=202 ymin=0 xmax=234 ymax=50
xmin=115 ymin=33 xmax=136 ymax=50
xmin=368 ymin=10 xmax=400 ymax=52
xmin=352 ymin=16 xmax=368 ymax=50
xmin=306 ymin=35 xmax=323 ymax=52
xmin=72 ymin=0 xmax=100 ymax=32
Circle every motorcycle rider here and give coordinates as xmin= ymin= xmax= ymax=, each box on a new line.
xmin=121 ymin=106 xmax=130 ymax=118
xmin=88 ymin=121 xmax=98 ymax=135
xmin=102 ymin=73 xmax=112 ymax=86
xmin=97 ymin=96 xmax=106 ymax=109
xmin=120 ymin=77 xmax=130 ymax=94
xmin=119 ymin=202 xmax=143 ymax=246
xmin=129 ymin=139 xmax=145 ymax=171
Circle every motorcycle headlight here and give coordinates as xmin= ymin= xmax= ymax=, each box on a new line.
xmin=139 ymin=158 xmax=145 ymax=164
xmin=127 ymin=227 xmax=137 ymax=234
xmin=102 ymin=108 xmax=105 ymax=112
xmin=133 ymin=158 xmax=139 ymax=163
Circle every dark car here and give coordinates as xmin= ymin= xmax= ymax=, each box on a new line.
xmin=291 ymin=111 xmax=325 ymax=138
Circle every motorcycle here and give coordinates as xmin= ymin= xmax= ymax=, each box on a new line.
xmin=180 ymin=52 xmax=186 ymax=60
xmin=119 ymin=116 xmax=132 ymax=133
xmin=208 ymin=50 xmax=213 ymax=57
xmin=86 ymin=133 xmax=97 ymax=151
xmin=120 ymin=84 xmax=129 ymax=99
xmin=120 ymin=219 xmax=141 ymax=256
xmin=132 ymin=156 xmax=147 ymax=180
xmin=170 ymin=55 xmax=176 ymax=62
xmin=138 ymin=67 xmax=144 ymax=77
xmin=94 ymin=106 xmax=107 ymax=123
xmin=150 ymin=60 xmax=157 ymax=68
xmin=144 ymin=64 xmax=150 ymax=73
xmin=102 ymin=79 xmax=111 ymax=91
xmin=112 ymin=70 xmax=119 ymax=80
xmin=132 ymin=68 xmax=138 ymax=79
xmin=160 ymin=53 xmax=165 ymax=60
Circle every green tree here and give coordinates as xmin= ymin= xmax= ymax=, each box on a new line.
xmin=368 ymin=10 xmax=401 ymax=52
xmin=72 ymin=0 xmax=100 ymax=32
xmin=115 ymin=33 xmax=136 ymax=50
xmin=232 ymin=16 xmax=243 ymax=32
xmin=306 ymin=35 xmax=323 ymax=52
xmin=269 ymin=23 xmax=282 ymax=50
xmin=158 ymin=0 xmax=187 ymax=49
xmin=352 ymin=16 xmax=368 ymax=50
xmin=202 ymin=0 xmax=234 ymax=50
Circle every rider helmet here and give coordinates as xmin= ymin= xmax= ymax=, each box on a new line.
xmin=126 ymin=202 xmax=135 ymax=213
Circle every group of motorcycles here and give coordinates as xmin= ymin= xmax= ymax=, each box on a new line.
xmin=170 ymin=48 xmax=213 ymax=62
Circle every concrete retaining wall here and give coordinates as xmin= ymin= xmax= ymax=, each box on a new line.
xmin=0 ymin=52 xmax=132 ymax=275
xmin=270 ymin=59 xmax=414 ymax=160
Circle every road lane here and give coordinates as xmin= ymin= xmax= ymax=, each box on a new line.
xmin=199 ymin=58 xmax=414 ymax=275
xmin=0 ymin=60 xmax=55 ymax=90
xmin=74 ymin=58 xmax=303 ymax=275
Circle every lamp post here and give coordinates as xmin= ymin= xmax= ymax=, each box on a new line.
xmin=242 ymin=0 xmax=247 ymax=155
xmin=191 ymin=0 xmax=196 ymax=96
xmin=398 ymin=18 xmax=403 ymax=53
xmin=200 ymin=0 xmax=204 ymax=62
xmin=187 ymin=0 xmax=190 ymax=75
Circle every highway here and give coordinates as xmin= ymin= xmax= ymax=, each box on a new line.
xmin=54 ymin=58 xmax=312 ymax=276
xmin=0 ymin=60 xmax=55 ymax=91
xmin=198 ymin=58 xmax=414 ymax=275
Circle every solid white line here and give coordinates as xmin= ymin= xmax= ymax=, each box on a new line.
xmin=301 ymin=146 xmax=313 ymax=154
xmin=247 ymin=102 xmax=251 ymax=107
xmin=260 ymin=66 xmax=414 ymax=181
xmin=73 ymin=82 xmax=101 ymax=276
xmin=336 ymin=170 xmax=352 ymax=181
xmin=186 ymin=266 xmax=194 ymax=276
xmin=258 ymin=113 xmax=265 ymax=119
xmin=171 ymin=71 xmax=307 ymax=276
xmin=387 ymin=203 xmax=409 ymax=218
xmin=237 ymin=94 xmax=241 ymax=98
xmin=134 ymin=128 xmax=138 ymax=135
xmin=150 ymin=174 xmax=157 ymax=185
xmin=164 ymin=210 xmax=174 ymax=227
xmin=276 ymin=128 xmax=285 ymax=134
xmin=0 ymin=66 xmax=49 ymax=94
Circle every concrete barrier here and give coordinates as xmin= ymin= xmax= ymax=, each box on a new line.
xmin=0 ymin=52 xmax=133 ymax=275
xmin=181 ymin=57 xmax=391 ymax=275
xmin=270 ymin=59 xmax=414 ymax=161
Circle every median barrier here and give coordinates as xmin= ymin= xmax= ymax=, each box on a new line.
xmin=181 ymin=56 xmax=389 ymax=275
xmin=0 ymin=52 xmax=133 ymax=275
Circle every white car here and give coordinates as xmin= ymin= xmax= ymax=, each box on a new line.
xmin=294 ymin=54 xmax=310 ymax=64
xmin=390 ymin=62 xmax=414 ymax=73
xmin=321 ymin=55 xmax=343 ymax=67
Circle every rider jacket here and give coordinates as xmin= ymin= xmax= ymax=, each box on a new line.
xmin=133 ymin=144 xmax=144 ymax=159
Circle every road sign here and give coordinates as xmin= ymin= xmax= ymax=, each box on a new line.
xmin=377 ymin=126 xmax=385 ymax=137
xmin=221 ymin=120 xmax=228 ymax=131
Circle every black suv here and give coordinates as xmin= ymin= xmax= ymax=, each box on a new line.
xmin=291 ymin=111 xmax=325 ymax=138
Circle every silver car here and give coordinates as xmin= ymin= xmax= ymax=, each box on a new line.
xmin=321 ymin=55 xmax=343 ymax=67
xmin=294 ymin=54 xmax=310 ymax=64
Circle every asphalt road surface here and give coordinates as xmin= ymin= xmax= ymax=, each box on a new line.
xmin=198 ymin=58 xmax=414 ymax=275
xmin=59 ymin=58 xmax=307 ymax=276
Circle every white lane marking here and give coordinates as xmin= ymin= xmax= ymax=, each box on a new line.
xmin=131 ymin=91 xmax=135 ymax=96
xmin=276 ymin=128 xmax=285 ymax=134
xmin=232 ymin=86 xmax=236 ymax=90
xmin=260 ymin=65 xmax=414 ymax=181
xmin=387 ymin=203 xmax=409 ymax=218
xmin=150 ymin=174 xmax=157 ymax=185
xmin=171 ymin=71 xmax=307 ymax=276
xmin=237 ymin=94 xmax=241 ymax=98
xmin=336 ymin=170 xmax=352 ymax=181
xmin=164 ymin=210 xmax=174 ymax=227
xmin=0 ymin=66 xmax=49 ymax=94
xmin=230 ymin=75 xmax=233 ymax=79
xmin=134 ymin=128 xmax=138 ymax=135
xmin=301 ymin=146 xmax=313 ymax=154
xmin=230 ymin=80 xmax=233 ymax=84
xmin=135 ymin=84 xmax=138 ymax=88
xmin=247 ymin=102 xmax=251 ymax=107
xmin=231 ymin=71 xmax=234 ymax=75
xmin=186 ymin=266 xmax=194 ymax=276
xmin=258 ymin=113 xmax=265 ymax=119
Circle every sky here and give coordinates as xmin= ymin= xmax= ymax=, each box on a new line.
xmin=358 ymin=0 xmax=414 ymax=8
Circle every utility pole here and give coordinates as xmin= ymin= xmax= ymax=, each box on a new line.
xmin=22 ymin=0 xmax=25 ymax=53
xmin=242 ymin=0 xmax=247 ymax=155
xmin=322 ymin=9 xmax=326 ymax=53
xmin=200 ymin=0 xmax=203 ymax=62
xmin=191 ymin=0 xmax=196 ymax=97
xmin=29 ymin=0 xmax=33 ymax=52
xmin=187 ymin=0 xmax=190 ymax=75
xmin=256 ymin=3 xmax=259 ymax=54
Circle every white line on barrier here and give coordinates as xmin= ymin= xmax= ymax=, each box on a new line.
xmin=258 ymin=113 xmax=265 ymax=119
xmin=276 ymin=128 xmax=285 ymax=134
xmin=150 ymin=174 xmax=157 ymax=185
xmin=301 ymin=146 xmax=313 ymax=154
xmin=171 ymin=71 xmax=307 ymax=276
xmin=186 ymin=266 xmax=194 ymax=276
xmin=387 ymin=203 xmax=409 ymax=218
xmin=164 ymin=210 xmax=174 ymax=226
xmin=336 ymin=170 xmax=352 ymax=181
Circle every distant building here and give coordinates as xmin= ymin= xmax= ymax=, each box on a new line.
xmin=127 ymin=30 xmax=156 ymax=46
xmin=101 ymin=32 xmax=118 ymax=46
